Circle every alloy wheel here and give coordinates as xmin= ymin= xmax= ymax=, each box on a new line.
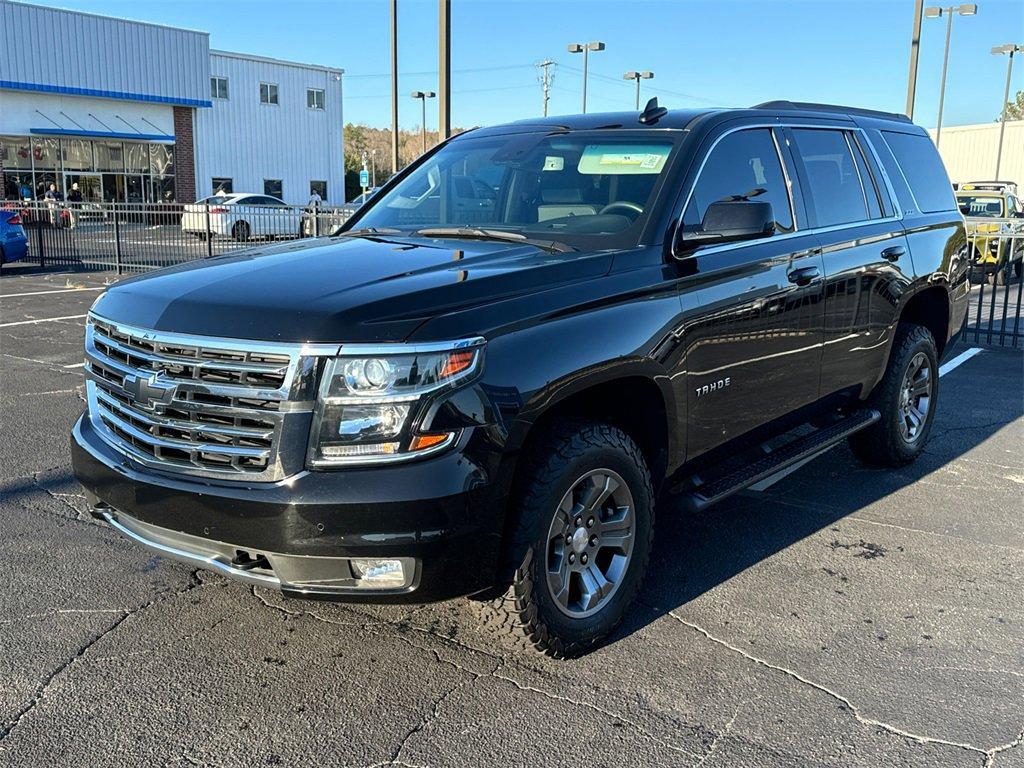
xmin=898 ymin=351 xmax=932 ymax=443
xmin=545 ymin=468 xmax=635 ymax=618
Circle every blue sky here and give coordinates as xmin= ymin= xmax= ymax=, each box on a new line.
xmin=30 ymin=0 xmax=1024 ymax=130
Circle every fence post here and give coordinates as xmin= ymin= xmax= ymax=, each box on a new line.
xmin=37 ymin=215 xmax=46 ymax=270
xmin=113 ymin=203 xmax=123 ymax=275
xmin=314 ymin=207 xmax=320 ymax=238
xmin=205 ymin=203 xmax=213 ymax=258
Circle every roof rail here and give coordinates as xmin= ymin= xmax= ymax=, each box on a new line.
xmin=751 ymin=100 xmax=912 ymax=124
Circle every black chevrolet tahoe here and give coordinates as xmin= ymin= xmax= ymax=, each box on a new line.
xmin=72 ymin=100 xmax=969 ymax=657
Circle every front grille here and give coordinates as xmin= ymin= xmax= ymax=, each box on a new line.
xmin=84 ymin=314 xmax=335 ymax=481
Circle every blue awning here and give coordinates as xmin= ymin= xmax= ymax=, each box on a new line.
xmin=30 ymin=127 xmax=175 ymax=142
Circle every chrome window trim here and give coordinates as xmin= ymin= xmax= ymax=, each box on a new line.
xmin=672 ymin=120 xmax=907 ymax=261
xmin=843 ymin=131 xmax=872 ymax=217
xmin=769 ymin=128 xmax=798 ymax=231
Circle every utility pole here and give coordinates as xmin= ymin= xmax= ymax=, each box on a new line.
xmin=905 ymin=0 xmax=925 ymax=119
xmin=992 ymin=44 xmax=1023 ymax=178
xmin=390 ymin=0 xmax=399 ymax=174
xmin=438 ymin=0 xmax=451 ymax=140
xmin=536 ymin=59 xmax=554 ymax=116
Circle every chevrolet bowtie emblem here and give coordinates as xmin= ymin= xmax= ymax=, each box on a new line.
xmin=123 ymin=372 xmax=177 ymax=411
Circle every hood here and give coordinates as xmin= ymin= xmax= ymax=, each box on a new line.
xmin=91 ymin=235 xmax=613 ymax=343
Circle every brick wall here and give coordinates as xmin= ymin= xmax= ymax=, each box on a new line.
xmin=172 ymin=106 xmax=196 ymax=203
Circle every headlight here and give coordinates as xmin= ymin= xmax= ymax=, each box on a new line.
xmin=307 ymin=338 xmax=485 ymax=467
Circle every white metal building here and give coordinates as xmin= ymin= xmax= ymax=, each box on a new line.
xmin=928 ymin=121 xmax=1024 ymax=190
xmin=196 ymin=51 xmax=344 ymax=204
xmin=0 ymin=0 xmax=344 ymax=205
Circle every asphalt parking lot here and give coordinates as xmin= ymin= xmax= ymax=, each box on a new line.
xmin=1 ymin=268 xmax=1022 ymax=768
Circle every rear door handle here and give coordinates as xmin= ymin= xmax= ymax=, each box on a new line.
xmin=881 ymin=245 xmax=906 ymax=262
xmin=787 ymin=265 xmax=820 ymax=286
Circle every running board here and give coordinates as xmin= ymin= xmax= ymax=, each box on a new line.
xmin=680 ymin=409 xmax=881 ymax=513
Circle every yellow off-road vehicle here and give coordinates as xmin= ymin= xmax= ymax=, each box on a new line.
xmin=956 ymin=181 xmax=1024 ymax=285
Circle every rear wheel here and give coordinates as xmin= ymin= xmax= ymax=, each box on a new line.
xmin=478 ymin=421 xmax=654 ymax=657
xmin=849 ymin=323 xmax=938 ymax=467
xmin=232 ymin=221 xmax=251 ymax=242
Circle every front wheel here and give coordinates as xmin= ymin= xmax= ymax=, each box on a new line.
xmin=849 ymin=323 xmax=938 ymax=467
xmin=479 ymin=421 xmax=654 ymax=657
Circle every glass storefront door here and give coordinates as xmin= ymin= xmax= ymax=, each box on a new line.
xmin=126 ymin=174 xmax=147 ymax=203
xmin=65 ymin=173 xmax=102 ymax=202
xmin=102 ymin=173 xmax=125 ymax=203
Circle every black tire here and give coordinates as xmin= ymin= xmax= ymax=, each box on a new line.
xmin=233 ymin=221 xmax=250 ymax=242
xmin=477 ymin=420 xmax=654 ymax=658
xmin=849 ymin=323 xmax=938 ymax=467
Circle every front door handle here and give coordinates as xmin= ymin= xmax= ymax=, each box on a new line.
xmin=787 ymin=265 xmax=820 ymax=286
xmin=881 ymin=245 xmax=906 ymax=262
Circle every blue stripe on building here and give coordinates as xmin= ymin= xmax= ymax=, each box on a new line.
xmin=0 ymin=80 xmax=213 ymax=108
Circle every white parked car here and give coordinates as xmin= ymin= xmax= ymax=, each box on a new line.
xmin=181 ymin=194 xmax=304 ymax=242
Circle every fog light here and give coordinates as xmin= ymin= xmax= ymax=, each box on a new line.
xmin=351 ymin=558 xmax=405 ymax=585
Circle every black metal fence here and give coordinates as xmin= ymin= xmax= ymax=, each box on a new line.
xmin=6 ymin=200 xmax=354 ymax=274
xmin=4 ymin=203 xmax=1021 ymax=348
xmin=963 ymin=221 xmax=1022 ymax=348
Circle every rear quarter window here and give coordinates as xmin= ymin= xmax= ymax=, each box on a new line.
xmin=881 ymin=131 xmax=957 ymax=214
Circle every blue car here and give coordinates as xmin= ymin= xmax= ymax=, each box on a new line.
xmin=1 ymin=208 xmax=28 ymax=264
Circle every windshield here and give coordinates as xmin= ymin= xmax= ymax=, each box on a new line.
xmin=352 ymin=132 xmax=678 ymax=248
xmin=958 ymin=195 xmax=1004 ymax=218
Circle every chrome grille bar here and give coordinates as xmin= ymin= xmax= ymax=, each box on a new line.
xmin=83 ymin=313 xmax=339 ymax=481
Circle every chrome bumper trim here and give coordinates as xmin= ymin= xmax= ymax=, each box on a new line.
xmin=95 ymin=508 xmax=417 ymax=596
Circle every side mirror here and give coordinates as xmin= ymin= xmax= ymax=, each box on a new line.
xmin=676 ymin=200 xmax=776 ymax=253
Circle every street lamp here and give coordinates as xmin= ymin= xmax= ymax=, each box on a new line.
xmin=623 ymin=71 xmax=654 ymax=110
xmin=924 ymin=3 xmax=977 ymax=146
xmin=567 ymin=41 xmax=605 ymax=114
xmin=992 ymin=43 xmax=1023 ymax=178
xmin=410 ymin=91 xmax=436 ymax=155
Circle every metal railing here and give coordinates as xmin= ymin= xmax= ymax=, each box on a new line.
xmin=963 ymin=219 xmax=1023 ymax=348
xmin=4 ymin=200 xmax=354 ymax=274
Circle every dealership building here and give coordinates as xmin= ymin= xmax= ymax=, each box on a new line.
xmin=0 ymin=0 xmax=345 ymax=205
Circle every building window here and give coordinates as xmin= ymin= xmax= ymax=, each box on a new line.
xmin=307 ymin=88 xmax=325 ymax=110
xmin=210 ymin=76 xmax=228 ymax=100
xmin=264 ymin=179 xmax=283 ymax=199
xmin=212 ymin=178 xmax=234 ymax=195
xmin=309 ymin=180 xmax=327 ymax=201
xmin=260 ymin=82 xmax=279 ymax=105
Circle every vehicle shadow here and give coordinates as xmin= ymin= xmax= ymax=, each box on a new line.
xmin=610 ymin=346 xmax=1023 ymax=647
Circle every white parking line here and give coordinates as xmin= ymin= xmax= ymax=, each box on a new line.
xmin=63 ymin=362 xmax=85 ymax=369
xmin=938 ymin=346 xmax=983 ymax=377
xmin=0 ymin=314 xmax=87 ymax=328
xmin=751 ymin=346 xmax=984 ymax=491
xmin=0 ymin=287 xmax=104 ymax=298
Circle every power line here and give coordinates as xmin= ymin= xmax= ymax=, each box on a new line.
xmin=346 ymin=63 xmax=536 ymax=80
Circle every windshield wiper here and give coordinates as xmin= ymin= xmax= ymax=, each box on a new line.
xmin=338 ymin=227 xmax=404 ymax=239
xmin=414 ymin=227 xmax=575 ymax=253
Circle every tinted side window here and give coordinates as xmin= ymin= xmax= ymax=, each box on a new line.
xmin=881 ymin=131 xmax=956 ymax=214
xmin=791 ymin=129 xmax=868 ymax=227
xmin=683 ymin=128 xmax=794 ymax=233
xmin=847 ymin=134 xmax=884 ymax=219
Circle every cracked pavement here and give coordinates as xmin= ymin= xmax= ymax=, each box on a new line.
xmin=1 ymin=268 xmax=1022 ymax=767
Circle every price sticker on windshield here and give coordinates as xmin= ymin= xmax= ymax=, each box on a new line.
xmin=578 ymin=144 xmax=671 ymax=175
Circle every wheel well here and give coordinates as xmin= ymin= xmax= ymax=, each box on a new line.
xmin=899 ymin=287 xmax=950 ymax=358
xmin=518 ymin=377 xmax=669 ymax=488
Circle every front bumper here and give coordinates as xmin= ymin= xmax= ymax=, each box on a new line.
xmin=72 ymin=414 xmax=504 ymax=602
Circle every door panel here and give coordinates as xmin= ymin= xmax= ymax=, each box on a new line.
xmin=816 ymin=223 xmax=912 ymax=399
xmin=683 ymin=234 xmax=825 ymax=458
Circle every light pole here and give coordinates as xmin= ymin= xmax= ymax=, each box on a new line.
xmin=567 ymin=41 xmax=605 ymax=113
xmin=906 ymin=0 xmax=925 ymax=119
xmin=371 ymin=148 xmax=378 ymax=187
xmin=411 ymin=91 xmax=436 ymax=155
xmin=992 ymin=44 xmax=1023 ymax=179
xmin=623 ymin=71 xmax=654 ymax=110
xmin=390 ymin=0 xmax=399 ymax=173
xmin=925 ymin=3 xmax=977 ymax=146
